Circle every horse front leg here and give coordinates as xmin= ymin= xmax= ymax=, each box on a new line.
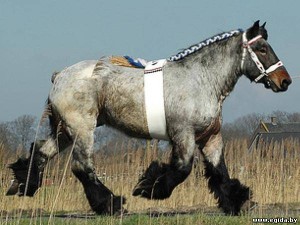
xmin=199 ymin=132 xmax=251 ymax=215
xmin=70 ymin=128 xmax=125 ymax=215
xmin=133 ymin=130 xmax=195 ymax=199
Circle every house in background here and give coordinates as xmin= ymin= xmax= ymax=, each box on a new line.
xmin=249 ymin=117 xmax=300 ymax=150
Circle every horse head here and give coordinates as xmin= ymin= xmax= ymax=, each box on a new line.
xmin=241 ymin=20 xmax=292 ymax=92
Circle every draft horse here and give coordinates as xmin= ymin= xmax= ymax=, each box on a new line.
xmin=6 ymin=21 xmax=291 ymax=215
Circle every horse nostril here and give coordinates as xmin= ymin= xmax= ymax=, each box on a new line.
xmin=281 ymin=79 xmax=291 ymax=90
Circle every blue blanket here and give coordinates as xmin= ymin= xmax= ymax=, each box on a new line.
xmin=124 ymin=56 xmax=146 ymax=69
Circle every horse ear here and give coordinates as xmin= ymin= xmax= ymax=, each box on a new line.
xmin=254 ymin=20 xmax=260 ymax=26
xmin=260 ymin=21 xmax=268 ymax=40
xmin=247 ymin=20 xmax=260 ymax=39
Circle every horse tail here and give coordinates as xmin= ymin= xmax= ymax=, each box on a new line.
xmin=51 ymin=71 xmax=60 ymax=83
xmin=45 ymin=98 xmax=71 ymax=142
xmin=44 ymin=98 xmax=59 ymax=138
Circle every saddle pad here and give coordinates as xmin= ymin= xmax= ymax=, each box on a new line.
xmin=124 ymin=56 xmax=147 ymax=68
xmin=110 ymin=56 xmax=147 ymax=68
xmin=144 ymin=59 xmax=169 ymax=140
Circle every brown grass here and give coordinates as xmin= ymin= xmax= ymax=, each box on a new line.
xmin=0 ymin=138 xmax=299 ymax=216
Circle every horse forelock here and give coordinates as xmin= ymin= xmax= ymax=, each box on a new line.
xmin=168 ymin=29 xmax=243 ymax=62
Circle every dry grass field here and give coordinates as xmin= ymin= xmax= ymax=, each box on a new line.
xmin=0 ymin=138 xmax=299 ymax=224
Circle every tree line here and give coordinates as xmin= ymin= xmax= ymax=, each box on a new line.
xmin=1 ymin=111 xmax=300 ymax=153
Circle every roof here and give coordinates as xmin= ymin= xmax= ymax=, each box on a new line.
xmin=257 ymin=122 xmax=300 ymax=133
xmin=249 ymin=120 xmax=300 ymax=150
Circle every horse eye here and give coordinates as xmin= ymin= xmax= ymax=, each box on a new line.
xmin=259 ymin=47 xmax=267 ymax=55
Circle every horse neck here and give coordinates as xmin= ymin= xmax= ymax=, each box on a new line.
xmin=174 ymin=35 xmax=243 ymax=99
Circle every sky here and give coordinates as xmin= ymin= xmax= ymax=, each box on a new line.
xmin=0 ymin=0 xmax=299 ymax=123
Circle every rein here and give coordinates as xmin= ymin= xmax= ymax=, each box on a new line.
xmin=241 ymin=32 xmax=283 ymax=82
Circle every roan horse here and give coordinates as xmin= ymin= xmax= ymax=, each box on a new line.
xmin=6 ymin=21 xmax=291 ymax=215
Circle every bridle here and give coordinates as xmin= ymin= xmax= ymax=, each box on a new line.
xmin=241 ymin=32 xmax=283 ymax=83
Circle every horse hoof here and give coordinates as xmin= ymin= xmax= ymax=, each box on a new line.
xmin=6 ymin=179 xmax=20 ymax=196
xmin=132 ymin=185 xmax=151 ymax=198
xmin=6 ymin=181 xmax=38 ymax=197
xmin=132 ymin=178 xmax=172 ymax=200
xmin=132 ymin=160 xmax=173 ymax=199
xmin=132 ymin=177 xmax=159 ymax=199
xmin=112 ymin=195 xmax=126 ymax=214
xmin=94 ymin=195 xmax=126 ymax=216
xmin=6 ymin=158 xmax=40 ymax=197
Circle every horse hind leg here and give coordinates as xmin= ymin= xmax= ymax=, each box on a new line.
xmin=6 ymin=115 xmax=72 ymax=197
xmin=6 ymin=134 xmax=70 ymax=197
xmin=6 ymin=140 xmax=47 ymax=196
xmin=200 ymin=133 xmax=251 ymax=215
xmin=133 ymin=130 xmax=195 ymax=199
xmin=68 ymin=121 xmax=125 ymax=215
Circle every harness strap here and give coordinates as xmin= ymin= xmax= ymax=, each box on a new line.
xmin=266 ymin=61 xmax=283 ymax=73
xmin=254 ymin=61 xmax=283 ymax=82
xmin=144 ymin=59 xmax=169 ymax=140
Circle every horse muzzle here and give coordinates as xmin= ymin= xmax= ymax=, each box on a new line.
xmin=264 ymin=68 xmax=292 ymax=92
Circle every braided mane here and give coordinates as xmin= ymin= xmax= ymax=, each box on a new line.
xmin=168 ymin=29 xmax=243 ymax=61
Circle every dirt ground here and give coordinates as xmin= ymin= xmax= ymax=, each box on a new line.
xmin=1 ymin=203 xmax=299 ymax=219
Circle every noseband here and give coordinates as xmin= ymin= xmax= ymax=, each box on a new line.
xmin=241 ymin=32 xmax=283 ymax=82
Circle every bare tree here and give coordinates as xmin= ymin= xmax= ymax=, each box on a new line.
xmin=0 ymin=122 xmax=17 ymax=151
xmin=286 ymin=112 xmax=300 ymax=122
xmin=270 ymin=110 xmax=289 ymax=123
xmin=8 ymin=115 xmax=36 ymax=150
xmin=222 ymin=113 xmax=265 ymax=141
